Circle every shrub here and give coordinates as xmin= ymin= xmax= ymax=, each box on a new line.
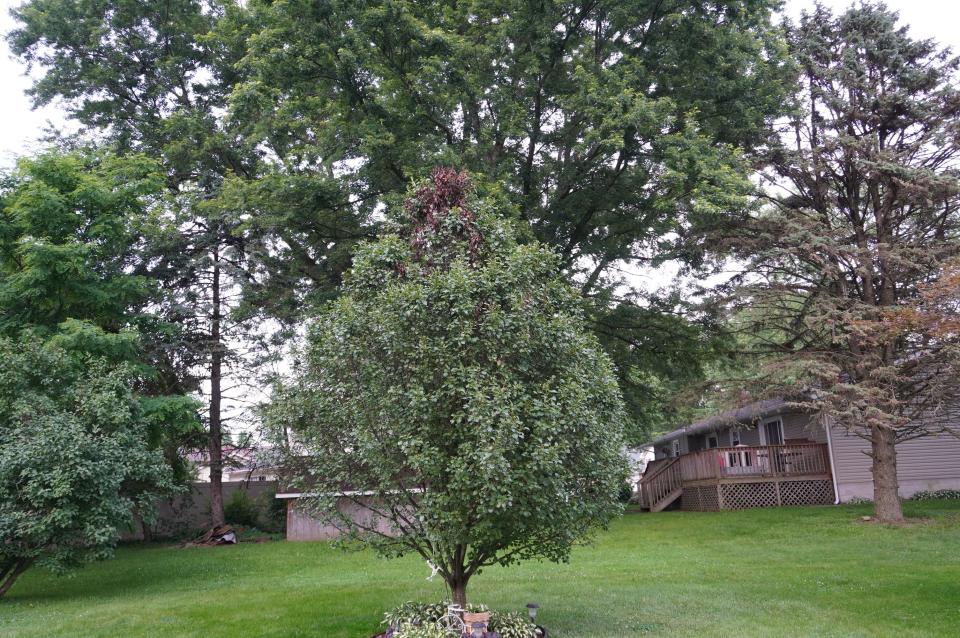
xmin=384 ymin=601 xmax=444 ymax=628
xmin=618 ymin=482 xmax=635 ymax=503
xmin=910 ymin=489 xmax=960 ymax=501
xmin=0 ymin=341 xmax=175 ymax=598
xmin=383 ymin=601 xmax=536 ymax=638
xmin=257 ymin=487 xmax=287 ymax=533
xmin=392 ymin=621 xmax=448 ymax=638
xmin=488 ymin=611 xmax=538 ymax=638
xmin=224 ymin=490 xmax=259 ymax=527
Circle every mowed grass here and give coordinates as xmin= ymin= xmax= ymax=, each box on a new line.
xmin=2 ymin=501 xmax=959 ymax=638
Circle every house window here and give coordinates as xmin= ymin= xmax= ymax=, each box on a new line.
xmin=705 ymin=433 xmax=719 ymax=449
xmin=671 ymin=439 xmax=681 ymax=458
xmin=730 ymin=430 xmax=741 ymax=446
xmin=762 ymin=418 xmax=784 ymax=445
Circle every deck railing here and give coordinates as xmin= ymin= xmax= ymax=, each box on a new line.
xmin=678 ymin=443 xmax=830 ymax=482
xmin=638 ymin=457 xmax=682 ymax=509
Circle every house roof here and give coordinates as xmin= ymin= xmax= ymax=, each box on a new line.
xmin=646 ymin=398 xmax=791 ymax=448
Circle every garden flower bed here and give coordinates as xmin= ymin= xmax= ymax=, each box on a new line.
xmin=373 ymin=601 xmax=546 ymax=638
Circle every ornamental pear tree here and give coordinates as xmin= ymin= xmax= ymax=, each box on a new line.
xmin=268 ymin=169 xmax=628 ymax=605
xmin=0 ymin=340 xmax=174 ymax=598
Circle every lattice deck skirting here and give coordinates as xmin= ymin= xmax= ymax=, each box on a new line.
xmin=680 ymin=479 xmax=834 ymax=511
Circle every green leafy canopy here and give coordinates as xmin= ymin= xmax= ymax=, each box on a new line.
xmin=0 ymin=340 xmax=175 ymax=596
xmin=268 ymin=170 xmax=628 ymax=604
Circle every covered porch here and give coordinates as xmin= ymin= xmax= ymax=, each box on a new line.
xmin=638 ymin=443 xmax=835 ymax=512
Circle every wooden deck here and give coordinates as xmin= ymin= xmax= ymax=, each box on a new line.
xmin=638 ymin=443 xmax=834 ymax=511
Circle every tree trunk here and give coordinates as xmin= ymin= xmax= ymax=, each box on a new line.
xmin=871 ymin=423 xmax=903 ymax=522
xmin=446 ymin=545 xmax=470 ymax=606
xmin=0 ymin=558 xmax=33 ymax=598
xmin=208 ymin=253 xmax=226 ymax=528
xmin=138 ymin=512 xmax=153 ymax=543
xmin=449 ymin=576 xmax=468 ymax=607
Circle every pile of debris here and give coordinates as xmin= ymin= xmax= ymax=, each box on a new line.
xmin=181 ymin=524 xmax=238 ymax=548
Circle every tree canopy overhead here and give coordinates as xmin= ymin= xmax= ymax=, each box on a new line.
xmin=0 ymin=152 xmax=160 ymax=341
xmin=8 ymin=0 xmax=792 ymax=443
xmin=234 ymin=0 xmax=789 ymax=439
xmin=269 ymin=168 xmax=628 ymax=605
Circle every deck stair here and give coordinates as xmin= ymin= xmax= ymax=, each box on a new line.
xmin=638 ymin=457 xmax=682 ymax=512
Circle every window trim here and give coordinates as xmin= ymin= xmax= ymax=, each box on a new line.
xmin=760 ymin=418 xmax=785 ymax=445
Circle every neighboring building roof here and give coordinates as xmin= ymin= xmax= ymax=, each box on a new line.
xmin=646 ymin=398 xmax=792 ymax=448
xmin=186 ymin=445 xmax=278 ymax=481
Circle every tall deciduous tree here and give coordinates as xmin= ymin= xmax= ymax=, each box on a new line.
xmin=230 ymin=0 xmax=789 ymax=441
xmin=9 ymin=0 xmax=790 ymax=448
xmin=0 ymin=152 xmax=159 ymax=340
xmin=0 ymin=151 xmax=202 ymax=515
xmin=268 ymin=169 xmax=627 ymax=605
xmin=719 ymin=3 xmax=960 ymax=522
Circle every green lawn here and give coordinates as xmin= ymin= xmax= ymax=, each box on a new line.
xmin=2 ymin=501 xmax=959 ymax=638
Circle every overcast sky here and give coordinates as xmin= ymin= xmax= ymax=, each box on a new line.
xmin=0 ymin=0 xmax=957 ymax=168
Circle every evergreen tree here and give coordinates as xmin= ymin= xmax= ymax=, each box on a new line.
xmin=718 ymin=3 xmax=960 ymax=522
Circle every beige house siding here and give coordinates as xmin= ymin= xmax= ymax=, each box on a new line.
xmin=828 ymin=423 xmax=960 ymax=501
xmin=649 ymin=407 xmax=960 ymax=504
xmin=653 ymin=434 xmax=690 ymax=460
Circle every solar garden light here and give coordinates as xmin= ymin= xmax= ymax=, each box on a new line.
xmin=526 ymin=603 xmax=540 ymax=622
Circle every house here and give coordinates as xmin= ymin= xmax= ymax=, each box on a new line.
xmin=637 ymin=399 xmax=960 ymax=512
xmin=186 ymin=445 xmax=278 ymax=483
xmin=626 ymin=446 xmax=655 ymax=489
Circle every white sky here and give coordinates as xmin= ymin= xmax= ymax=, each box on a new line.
xmin=1 ymin=0 xmax=958 ymax=167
